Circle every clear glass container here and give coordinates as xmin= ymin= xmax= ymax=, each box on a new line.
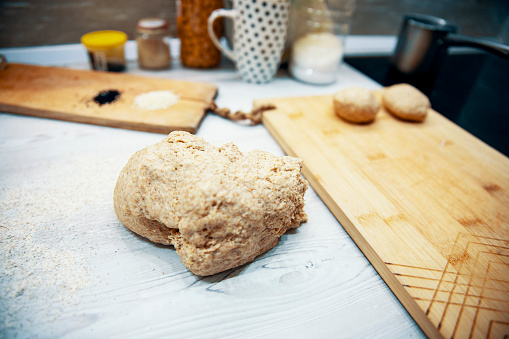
xmin=177 ymin=0 xmax=223 ymax=68
xmin=288 ymin=0 xmax=356 ymax=84
xmin=81 ymin=30 xmax=127 ymax=72
xmin=136 ymin=18 xmax=171 ymax=70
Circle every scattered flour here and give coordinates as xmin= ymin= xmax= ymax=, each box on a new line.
xmin=133 ymin=90 xmax=180 ymax=110
xmin=0 ymin=154 xmax=120 ymax=334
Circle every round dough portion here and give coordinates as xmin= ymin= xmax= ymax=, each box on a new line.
xmin=333 ymin=87 xmax=380 ymax=124
xmin=113 ymin=131 xmax=308 ymax=276
xmin=383 ymin=83 xmax=430 ymax=122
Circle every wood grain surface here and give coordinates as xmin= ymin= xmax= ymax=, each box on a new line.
xmin=258 ymin=93 xmax=509 ymax=339
xmin=0 ymin=63 xmax=218 ymax=133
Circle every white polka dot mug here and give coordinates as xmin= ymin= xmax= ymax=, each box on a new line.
xmin=208 ymin=0 xmax=290 ymax=84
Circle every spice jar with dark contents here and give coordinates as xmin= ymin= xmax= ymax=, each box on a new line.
xmin=136 ymin=18 xmax=171 ymax=70
xmin=81 ymin=31 xmax=127 ymax=72
xmin=177 ymin=0 xmax=223 ymax=68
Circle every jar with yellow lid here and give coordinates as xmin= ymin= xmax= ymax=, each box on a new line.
xmin=136 ymin=18 xmax=171 ymax=70
xmin=81 ymin=30 xmax=127 ymax=72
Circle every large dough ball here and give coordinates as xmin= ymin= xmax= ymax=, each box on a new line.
xmin=113 ymin=131 xmax=308 ymax=276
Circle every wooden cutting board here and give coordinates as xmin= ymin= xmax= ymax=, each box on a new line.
xmin=0 ymin=63 xmax=218 ymax=133
xmin=257 ymin=93 xmax=509 ymax=339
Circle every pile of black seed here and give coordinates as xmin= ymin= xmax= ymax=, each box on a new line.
xmin=93 ymin=90 xmax=121 ymax=106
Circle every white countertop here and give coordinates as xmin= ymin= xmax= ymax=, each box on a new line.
xmin=0 ymin=37 xmax=425 ymax=338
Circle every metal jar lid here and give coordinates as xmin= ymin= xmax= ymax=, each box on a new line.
xmin=136 ymin=18 xmax=169 ymax=35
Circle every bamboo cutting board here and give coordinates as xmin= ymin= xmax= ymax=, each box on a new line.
xmin=0 ymin=63 xmax=218 ymax=133
xmin=257 ymin=93 xmax=509 ymax=339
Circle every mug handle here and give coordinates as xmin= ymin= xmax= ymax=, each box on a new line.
xmin=208 ymin=9 xmax=236 ymax=62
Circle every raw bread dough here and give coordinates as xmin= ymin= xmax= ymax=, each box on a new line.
xmin=383 ymin=83 xmax=430 ymax=122
xmin=113 ymin=131 xmax=308 ymax=276
xmin=333 ymin=87 xmax=380 ymax=124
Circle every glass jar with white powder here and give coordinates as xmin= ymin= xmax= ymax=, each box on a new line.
xmin=288 ymin=0 xmax=356 ymax=84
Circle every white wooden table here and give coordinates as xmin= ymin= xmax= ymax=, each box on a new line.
xmin=0 ymin=38 xmax=425 ymax=338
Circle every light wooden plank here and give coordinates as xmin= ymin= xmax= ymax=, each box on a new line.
xmin=258 ymin=94 xmax=509 ymax=339
xmin=0 ymin=63 xmax=218 ymax=133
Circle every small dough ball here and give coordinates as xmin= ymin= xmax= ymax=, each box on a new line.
xmin=383 ymin=84 xmax=430 ymax=122
xmin=333 ymin=87 xmax=380 ymax=124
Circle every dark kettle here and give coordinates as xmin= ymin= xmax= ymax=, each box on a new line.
xmin=391 ymin=13 xmax=509 ymax=78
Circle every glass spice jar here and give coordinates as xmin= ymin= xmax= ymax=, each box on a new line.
xmin=81 ymin=30 xmax=127 ymax=72
xmin=136 ymin=18 xmax=171 ymax=70
xmin=177 ymin=0 xmax=223 ymax=68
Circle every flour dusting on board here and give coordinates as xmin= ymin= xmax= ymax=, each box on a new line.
xmin=133 ymin=90 xmax=179 ymax=110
